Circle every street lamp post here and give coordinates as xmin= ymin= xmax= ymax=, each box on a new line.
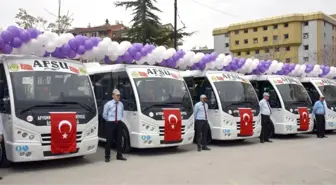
xmin=174 ymin=0 xmax=177 ymax=50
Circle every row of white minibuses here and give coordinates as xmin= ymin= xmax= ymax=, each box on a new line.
xmin=1 ymin=55 xmax=335 ymax=167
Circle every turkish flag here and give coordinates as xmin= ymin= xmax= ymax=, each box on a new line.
xmin=298 ymin=107 xmax=309 ymax=131
xmin=50 ymin=112 xmax=77 ymax=154
xmin=163 ymin=108 xmax=182 ymax=142
xmin=239 ymin=108 xmax=253 ymax=136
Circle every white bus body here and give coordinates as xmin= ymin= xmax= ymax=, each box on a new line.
xmin=247 ymin=75 xmax=314 ymax=135
xmin=85 ymin=63 xmax=194 ymax=152
xmin=300 ymin=77 xmax=336 ymax=131
xmin=182 ymin=70 xmax=261 ymax=142
xmin=0 ymin=55 xmax=98 ymax=167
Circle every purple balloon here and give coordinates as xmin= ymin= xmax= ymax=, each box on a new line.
xmin=123 ymin=52 xmax=132 ymax=62
xmin=1 ymin=44 xmax=13 ymax=54
xmin=43 ymin=52 xmax=50 ymax=57
xmin=84 ymin=40 xmax=93 ymax=50
xmin=128 ymin=47 xmax=138 ymax=57
xmin=140 ymin=48 xmax=148 ymax=56
xmin=77 ymin=45 xmax=86 ymax=55
xmin=27 ymin=28 xmax=40 ymax=39
xmin=11 ymin=37 xmax=22 ymax=48
xmin=1 ymin=30 xmax=13 ymax=43
xmin=0 ymin=38 xmax=4 ymax=49
xmin=134 ymin=52 xmax=142 ymax=60
xmin=133 ymin=43 xmax=143 ymax=51
xmin=68 ymin=39 xmax=78 ymax=50
xmin=7 ymin=26 xmax=20 ymax=37
xmin=75 ymin=35 xmax=86 ymax=45
xmin=68 ymin=49 xmax=77 ymax=58
xmin=90 ymin=37 xmax=101 ymax=46
xmin=19 ymin=30 xmax=31 ymax=43
xmin=61 ymin=44 xmax=71 ymax=55
xmin=104 ymin=56 xmax=112 ymax=63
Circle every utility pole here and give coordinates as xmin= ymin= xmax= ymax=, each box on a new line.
xmin=174 ymin=0 xmax=177 ymax=50
xmin=58 ymin=0 xmax=61 ymax=34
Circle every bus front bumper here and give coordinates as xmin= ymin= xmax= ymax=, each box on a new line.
xmin=274 ymin=122 xmax=313 ymax=134
xmin=130 ymin=130 xmax=195 ymax=149
xmin=211 ymin=126 xmax=261 ymax=140
xmin=5 ymin=136 xmax=99 ymax=162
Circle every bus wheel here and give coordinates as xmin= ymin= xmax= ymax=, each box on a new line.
xmin=0 ymin=139 xmax=11 ymax=168
xmin=207 ymin=128 xmax=212 ymax=144
xmin=119 ymin=126 xmax=131 ymax=153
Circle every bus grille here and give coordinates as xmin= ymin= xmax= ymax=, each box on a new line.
xmin=159 ymin=125 xmax=186 ymax=144
xmin=236 ymin=121 xmax=256 ymax=131
xmin=41 ymin=132 xmax=83 ymax=146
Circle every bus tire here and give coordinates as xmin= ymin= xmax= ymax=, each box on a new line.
xmin=119 ymin=125 xmax=131 ymax=153
xmin=0 ymin=139 xmax=12 ymax=168
xmin=207 ymin=128 xmax=212 ymax=144
xmin=269 ymin=124 xmax=275 ymax=138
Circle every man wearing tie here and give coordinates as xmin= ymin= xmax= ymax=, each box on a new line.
xmin=259 ymin=92 xmax=273 ymax=143
xmin=313 ymin=95 xmax=327 ymax=138
xmin=0 ymin=115 xmax=3 ymax=180
xmin=102 ymin=89 xmax=127 ymax=162
xmin=194 ymin=94 xmax=211 ymax=152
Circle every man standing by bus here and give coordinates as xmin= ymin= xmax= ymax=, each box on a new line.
xmin=103 ymin=89 xmax=127 ymax=162
xmin=194 ymin=94 xmax=211 ymax=152
xmin=259 ymin=92 xmax=273 ymax=143
xmin=313 ymin=95 xmax=327 ymax=138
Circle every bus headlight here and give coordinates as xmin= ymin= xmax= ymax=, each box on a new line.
xmin=15 ymin=128 xmax=38 ymax=142
xmin=85 ymin=124 xmax=97 ymax=137
xmin=141 ymin=122 xmax=158 ymax=133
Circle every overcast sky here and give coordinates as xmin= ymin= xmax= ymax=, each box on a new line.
xmin=0 ymin=0 xmax=335 ymax=50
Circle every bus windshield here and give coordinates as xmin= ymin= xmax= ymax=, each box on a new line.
xmin=133 ymin=78 xmax=193 ymax=112
xmin=318 ymin=85 xmax=336 ymax=104
xmin=276 ymin=84 xmax=312 ymax=107
xmin=10 ymin=71 xmax=95 ymax=111
xmin=214 ymin=81 xmax=259 ymax=111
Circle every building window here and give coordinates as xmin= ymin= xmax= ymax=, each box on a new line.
xmin=286 ymin=58 xmax=291 ymax=63
xmin=237 ymin=52 xmax=241 ymax=56
xmin=286 ymin=46 xmax=290 ymax=51
xmin=265 ymin=48 xmax=270 ymax=53
xmin=235 ymin=30 xmax=239 ymax=35
xmin=235 ymin=40 xmax=239 ymax=45
xmin=275 ymin=47 xmax=280 ymax=52
xmin=263 ymin=37 xmax=268 ymax=42
xmin=284 ymin=34 xmax=289 ymax=39
xmin=263 ymin=26 xmax=268 ymax=31
xmin=273 ymin=35 xmax=278 ymax=41
xmin=225 ymin=43 xmax=229 ymax=47
xmin=247 ymin=51 xmax=250 ymax=55
xmin=255 ymin=50 xmax=260 ymax=54
xmin=253 ymin=27 xmax=258 ymax=32
xmin=303 ymin=33 xmax=309 ymax=39
xmin=303 ymin=57 xmax=309 ymax=62
xmin=224 ymin=33 xmax=229 ymax=37
xmin=244 ymin=29 xmax=248 ymax=33
xmin=284 ymin=23 xmax=289 ymax=28
xmin=253 ymin=38 xmax=258 ymax=44
xmin=324 ymin=33 xmax=326 ymax=38
xmin=304 ymin=45 xmax=309 ymax=50
xmin=244 ymin=39 xmax=248 ymax=44
xmin=273 ymin=24 xmax=278 ymax=29
xmin=304 ymin=21 xmax=309 ymax=26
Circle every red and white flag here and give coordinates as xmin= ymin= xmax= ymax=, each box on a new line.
xmin=298 ymin=107 xmax=309 ymax=131
xmin=163 ymin=108 xmax=182 ymax=142
xmin=50 ymin=112 xmax=77 ymax=154
xmin=239 ymin=108 xmax=254 ymax=136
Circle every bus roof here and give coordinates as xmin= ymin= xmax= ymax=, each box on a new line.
xmin=245 ymin=74 xmax=296 ymax=81
xmin=84 ymin=62 xmax=179 ymax=75
xmin=299 ymin=77 xmax=327 ymax=82
xmin=180 ymin=70 xmax=243 ymax=78
xmin=0 ymin=54 xmax=82 ymax=64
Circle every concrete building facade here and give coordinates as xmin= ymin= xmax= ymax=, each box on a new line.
xmin=213 ymin=12 xmax=336 ymax=65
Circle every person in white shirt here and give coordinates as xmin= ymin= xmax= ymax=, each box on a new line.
xmin=259 ymin=92 xmax=273 ymax=143
xmin=0 ymin=117 xmax=3 ymax=180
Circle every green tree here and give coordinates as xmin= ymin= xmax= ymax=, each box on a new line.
xmin=115 ymin=0 xmax=193 ymax=47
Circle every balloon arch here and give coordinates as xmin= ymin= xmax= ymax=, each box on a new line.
xmin=0 ymin=25 xmax=334 ymax=79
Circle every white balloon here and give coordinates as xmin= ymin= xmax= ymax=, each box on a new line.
xmin=109 ymin=54 xmax=118 ymax=61
xmin=276 ymin=63 xmax=283 ymax=71
xmin=66 ymin=33 xmax=74 ymax=40
xmin=34 ymin=47 xmax=45 ymax=57
xmin=103 ymin=37 xmax=112 ymax=43
xmin=109 ymin=41 xmax=119 ymax=51
xmin=45 ymin=42 xmax=56 ymax=53
xmin=36 ymin=34 xmax=48 ymax=45
xmin=120 ymin=41 xmax=132 ymax=49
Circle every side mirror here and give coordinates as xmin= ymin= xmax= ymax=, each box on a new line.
xmin=1 ymin=97 xmax=10 ymax=113
xmin=0 ymin=81 xmax=4 ymax=98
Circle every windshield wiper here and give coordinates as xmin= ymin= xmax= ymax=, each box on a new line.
xmin=142 ymin=102 xmax=171 ymax=111
xmin=223 ymin=101 xmax=255 ymax=109
xmin=51 ymin=101 xmax=94 ymax=112
xmin=20 ymin=104 xmax=65 ymax=114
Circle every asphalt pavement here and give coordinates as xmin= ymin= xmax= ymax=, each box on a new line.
xmin=1 ymin=133 xmax=336 ymax=185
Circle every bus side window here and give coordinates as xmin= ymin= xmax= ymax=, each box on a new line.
xmin=113 ymin=72 xmax=137 ymax=111
xmin=302 ymin=82 xmax=319 ymax=104
xmin=0 ymin=63 xmax=10 ymax=113
xmin=194 ymin=78 xmax=218 ymax=109
xmin=183 ymin=77 xmax=197 ymax=104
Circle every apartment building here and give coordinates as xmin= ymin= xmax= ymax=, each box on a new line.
xmin=213 ymin=12 xmax=336 ymax=65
